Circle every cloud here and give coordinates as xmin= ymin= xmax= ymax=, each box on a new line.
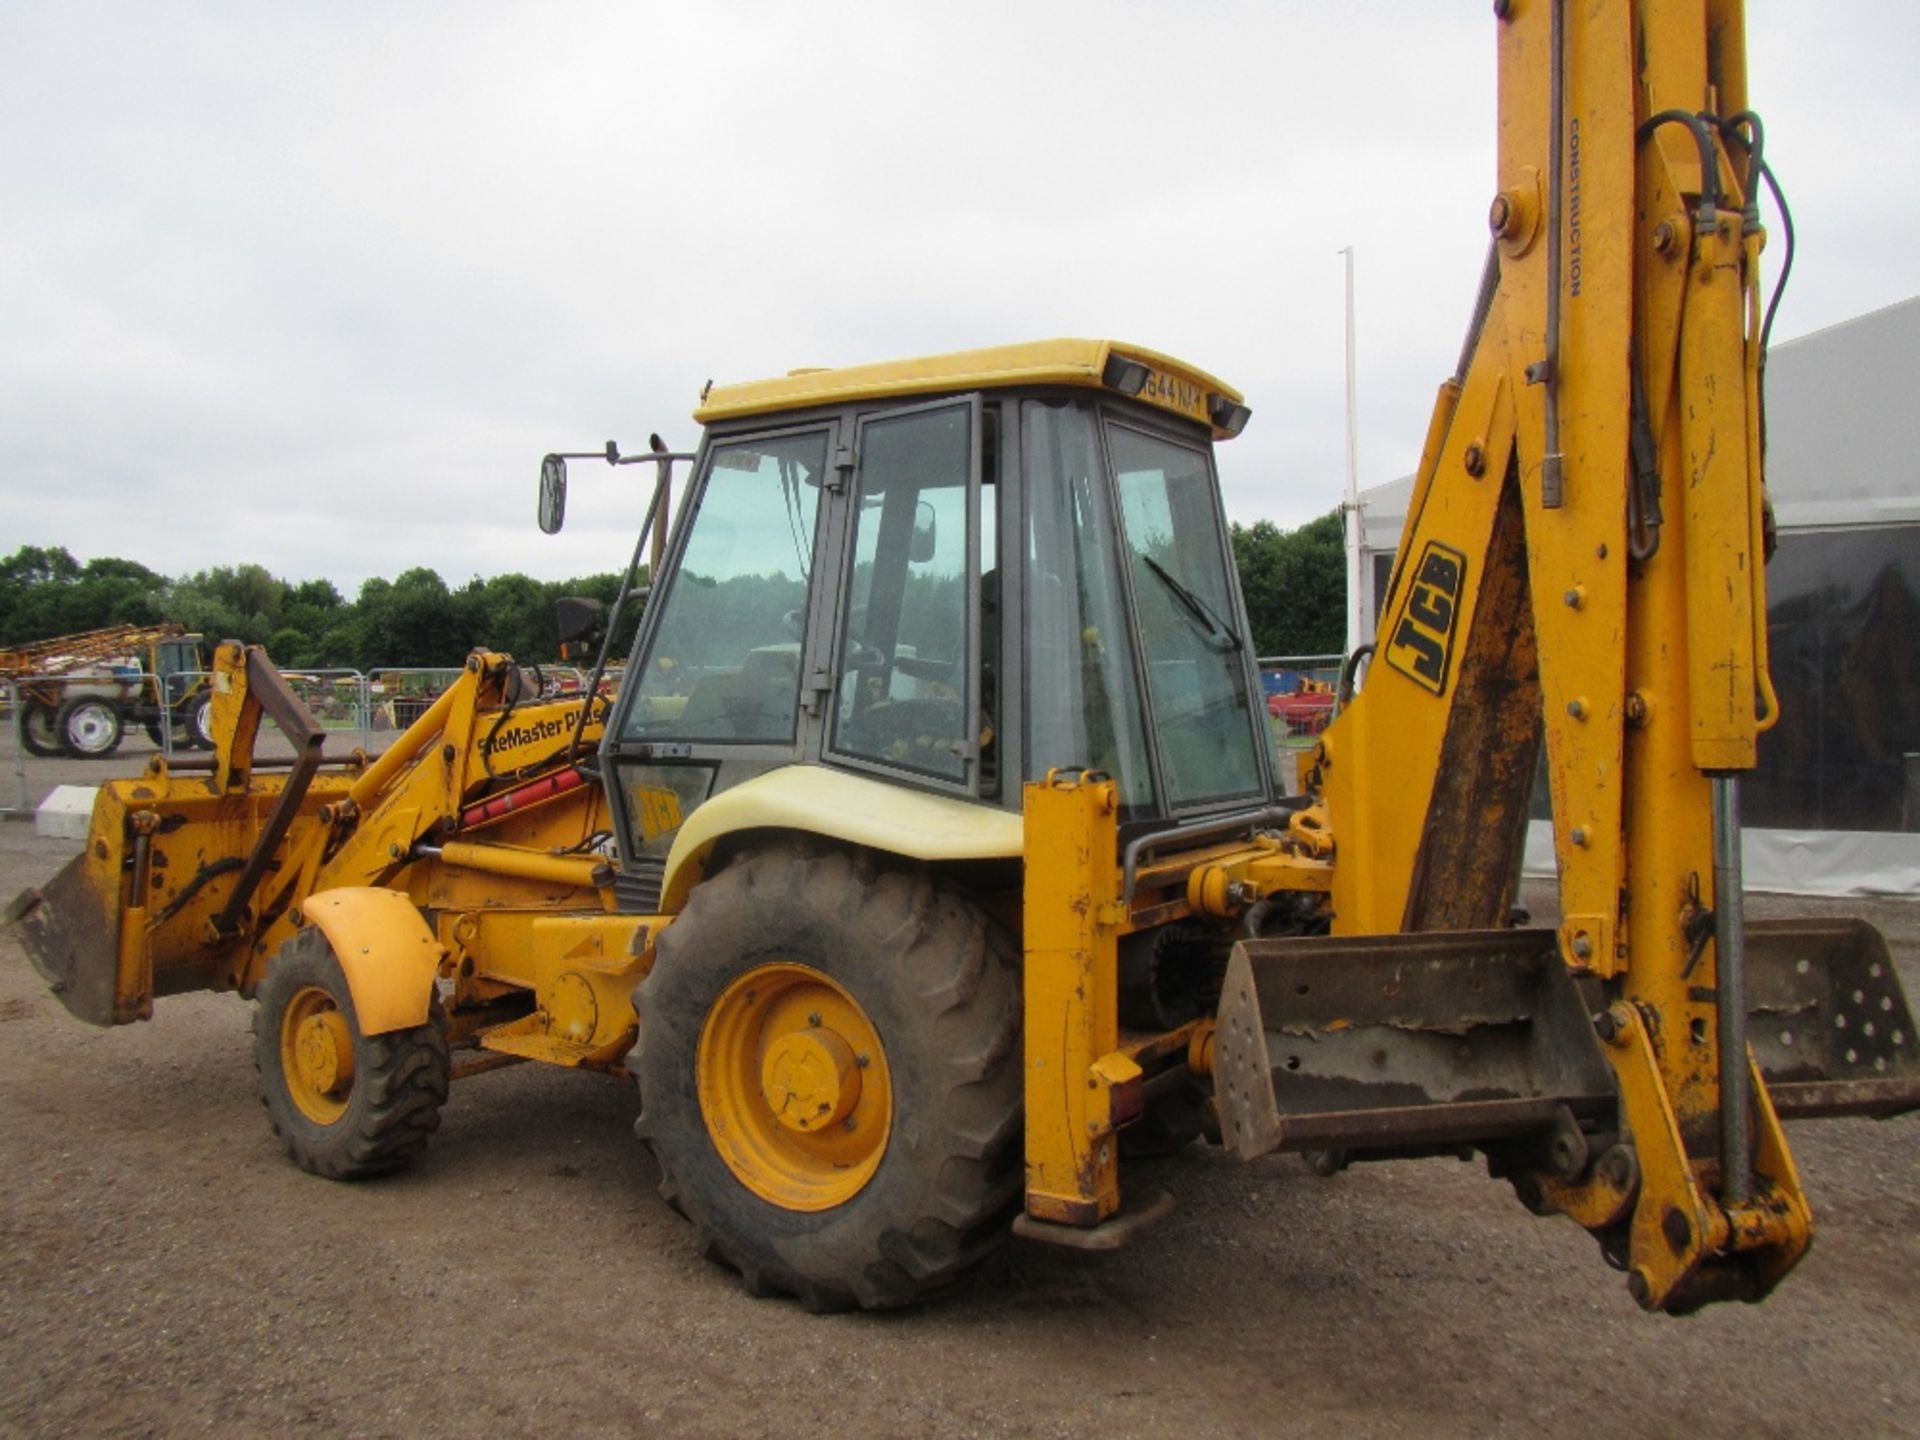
xmin=1 ymin=1 xmax=1912 ymax=589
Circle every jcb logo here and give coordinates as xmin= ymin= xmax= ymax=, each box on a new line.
xmin=1384 ymin=541 xmax=1466 ymax=695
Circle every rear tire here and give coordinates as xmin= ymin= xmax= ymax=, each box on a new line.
xmin=56 ymin=697 xmax=123 ymax=758
xmin=20 ymin=699 xmax=61 ymax=757
xmin=253 ymin=927 xmax=450 ymax=1179
xmin=631 ymin=843 xmax=1021 ymax=1310
xmin=144 ymin=706 xmax=190 ymax=752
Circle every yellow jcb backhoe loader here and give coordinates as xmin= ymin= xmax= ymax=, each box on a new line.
xmin=11 ymin=0 xmax=1919 ymax=1313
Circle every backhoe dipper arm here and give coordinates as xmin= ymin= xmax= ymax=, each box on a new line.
xmin=1317 ymin=0 xmax=1802 ymax=1310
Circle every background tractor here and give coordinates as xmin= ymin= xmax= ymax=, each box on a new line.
xmin=2 ymin=623 xmax=214 ymax=758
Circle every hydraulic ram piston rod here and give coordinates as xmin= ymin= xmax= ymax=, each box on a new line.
xmin=1712 ymin=775 xmax=1752 ymax=1204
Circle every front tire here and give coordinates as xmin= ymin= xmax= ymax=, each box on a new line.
xmin=56 ymin=697 xmax=123 ymax=758
xmin=631 ymin=843 xmax=1021 ymax=1310
xmin=253 ymin=927 xmax=450 ymax=1179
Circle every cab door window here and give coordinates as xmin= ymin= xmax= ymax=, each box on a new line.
xmin=830 ymin=401 xmax=978 ymax=785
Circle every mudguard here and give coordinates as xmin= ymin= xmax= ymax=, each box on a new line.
xmin=296 ymin=888 xmax=446 ymax=1035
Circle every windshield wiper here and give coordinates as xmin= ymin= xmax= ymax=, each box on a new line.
xmin=1140 ymin=555 xmax=1242 ymax=653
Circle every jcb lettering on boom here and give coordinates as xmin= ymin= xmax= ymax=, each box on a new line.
xmin=1384 ymin=541 xmax=1466 ymax=695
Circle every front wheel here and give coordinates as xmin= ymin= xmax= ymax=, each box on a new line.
xmin=56 ymin=697 xmax=123 ymax=758
xmin=631 ymin=843 xmax=1021 ymax=1310
xmin=253 ymin=928 xmax=450 ymax=1178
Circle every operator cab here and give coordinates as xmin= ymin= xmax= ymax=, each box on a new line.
xmin=597 ymin=339 xmax=1272 ymax=891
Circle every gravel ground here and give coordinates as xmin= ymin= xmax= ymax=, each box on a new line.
xmin=2 ymin=740 xmax=1917 ymax=1440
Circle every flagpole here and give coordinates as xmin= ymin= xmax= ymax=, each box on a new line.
xmin=1340 ymin=245 xmax=1367 ymax=655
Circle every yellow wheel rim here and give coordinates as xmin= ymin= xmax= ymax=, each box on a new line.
xmin=697 ymin=962 xmax=892 ymax=1211
xmin=280 ymin=984 xmax=355 ymax=1125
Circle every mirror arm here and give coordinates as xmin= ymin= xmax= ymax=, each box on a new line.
xmin=565 ymin=460 xmax=677 ymax=765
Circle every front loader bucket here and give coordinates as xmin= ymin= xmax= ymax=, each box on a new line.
xmin=1213 ymin=929 xmax=1616 ymax=1162
xmin=1746 ymin=917 xmax=1920 ymax=1119
xmin=7 ymin=850 xmax=127 ymax=1027
xmin=8 ymin=645 xmax=360 ymax=1029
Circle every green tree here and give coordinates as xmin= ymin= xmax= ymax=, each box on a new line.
xmin=458 ymin=572 xmax=550 ymax=663
xmin=355 ymin=567 xmax=472 ymax=668
xmin=1231 ymin=511 xmax=1346 ymax=657
xmin=274 ymin=577 xmax=347 ymax=667
xmin=165 ymin=564 xmax=285 ymax=646
xmin=0 ymin=545 xmax=167 ymax=643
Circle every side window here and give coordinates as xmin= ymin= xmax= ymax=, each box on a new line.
xmin=624 ymin=430 xmax=829 ymax=744
xmin=1022 ymin=400 xmax=1156 ymax=811
xmin=831 ymin=403 xmax=975 ymax=783
xmin=1109 ymin=423 xmax=1264 ymax=808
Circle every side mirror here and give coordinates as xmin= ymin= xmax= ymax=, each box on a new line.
xmin=909 ymin=500 xmax=938 ymax=564
xmin=538 ymin=455 xmax=568 ymax=535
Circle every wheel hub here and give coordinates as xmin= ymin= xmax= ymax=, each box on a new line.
xmin=294 ymin=1010 xmax=355 ymax=1096
xmin=67 ymin=706 xmax=114 ymax=749
xmin=279 ymin=984 xmax=355 ymax=1124
xmin=697 ymin=961 xmax=892 ymax=1211
xmin=761 ymin=1026 xmax=860 ymax=1133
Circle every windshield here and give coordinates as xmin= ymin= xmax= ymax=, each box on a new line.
xmin=1108 ymin=422 xmax=1266 ymax=809
xmin=623 ymin=430 xmax=828 ymax=743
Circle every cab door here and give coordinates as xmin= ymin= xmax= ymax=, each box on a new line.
xmin=817 ymin=396 xmax=992 ymax=799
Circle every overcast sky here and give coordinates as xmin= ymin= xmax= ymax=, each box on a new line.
xmin=3 ymin=2 xmax=1913 ymax=593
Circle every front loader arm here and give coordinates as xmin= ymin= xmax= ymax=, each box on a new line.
xmin=11 ymin=643 xmax=611 ymax=1028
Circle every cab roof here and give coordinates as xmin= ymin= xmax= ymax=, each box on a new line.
xmin=693 ymin=338 xmax=1250 ymax=440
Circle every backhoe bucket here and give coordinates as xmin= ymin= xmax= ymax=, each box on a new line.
xmin=1213 ymin=929 xmax=1616 ymax=1162
xmin=8 ymin=848 xmax=127 ymax=1027
xmin=1745 ymin=917 xmax=1920 ymax=1119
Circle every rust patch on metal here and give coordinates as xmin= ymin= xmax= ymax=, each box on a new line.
xmin=1403 ymin=474 xmax=1543 ymax=931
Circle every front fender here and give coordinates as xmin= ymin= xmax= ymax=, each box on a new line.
xmin=297 ymin=888 xmax=445 ymax=1035
xmin=658 ymin=764 xmax=1024 ymax=913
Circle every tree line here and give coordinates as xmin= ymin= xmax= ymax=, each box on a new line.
xmin=0 ymin=512 xmax=1346 ymax=671
xmin=0 ymin=545 xmax=629 ymax=671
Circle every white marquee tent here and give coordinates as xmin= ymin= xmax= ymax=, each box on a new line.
xmin=1354 ymin=296 xmax=1920 ymax=895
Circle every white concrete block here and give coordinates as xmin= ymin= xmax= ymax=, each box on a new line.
xmin=35 ymin=785 xmax=98 ymax=841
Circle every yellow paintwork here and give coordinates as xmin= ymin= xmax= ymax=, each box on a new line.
xmin=1186 ymin=835 xmax=1334 ymax=917
xmin=1314 ymin=0 xmax=1811 ymax=1308
xmin=464 ymin=911 xmax=651 ymax=1063
xmin=299 ymin=888 xmax=446 ymax=1036
xmin=658 ymin=764 xmax=1023 ymax=913
xmin=281 ymin=984 xmax=354 ymax=1123
xmin=695 ymin=338 xmax=1247 ymax=440
xmin=1021 ymin=773 xmax=1126 ymax=1226
xmin=22 ymin=645 xmax=611 ymax=1028
xmin=435 ymin=841 xmax=605 ymax=891
xmin=697 ymin=962 xmax=892 ymax=1211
